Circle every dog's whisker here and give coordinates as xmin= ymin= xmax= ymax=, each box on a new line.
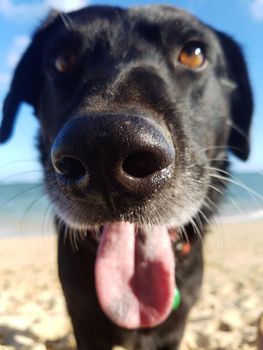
xmin=0 ymin=170 xmax=43 ymax=184
xmin=0 ymin=183 xmax=44 ymax=212
xmin=189 ymin=216 xmax=204 ymax=245
xmin=71 ymin=227 xmax=79 ymax=251
xmin=41 ymin=203 xmax=53 ymax=237
xmin=225 ymin=119 xmax=250 ymax=143
xmin=208 ymin=184 xmax=224 ymax=196
xmin=202 ymin=196 xmax=221 ymax=217
xmin=19 ymin=194 xmax=49 ymax=235
xmin=196 ymin=116 xmax=249 ymax=144
xmin=58 ymin=11 xmax=75 ymax=31
xmin=0 ymin=159 xmax=41 ymax=170
xmin=195 ymin=212 xmax=204 ymax=233
xmin=208 ymin=174 xmax=251 ymax=222
xmin=197 ymin=207 xmax=212 ymax=226
xmin=64 ymin=223 xmax=71 ymax=246
xmin=200 ymin=144 xmax=244 ymax=154
xmin=57 ymin=218 xmax=66 ymax=245
xmin=208 ymin=157 xmax=229 ymax=162
xmin=206 ymin=166 xmax=231 ymax=177
xmin=208 ymin=170 xmax=263 ymax=202
xmin=175 ymin=224 xmax=190 ymax=244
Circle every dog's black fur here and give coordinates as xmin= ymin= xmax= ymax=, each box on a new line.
xmin=0 ymin=5 xmax=253 ymax=350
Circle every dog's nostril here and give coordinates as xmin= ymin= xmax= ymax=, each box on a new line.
xmin=53 ymin=156 xmax=86 ymax=180
xmin=122 ymin=152 xmax=160 ymax=178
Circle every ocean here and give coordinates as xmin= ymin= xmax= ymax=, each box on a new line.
xmin=0 ymin=183 xmax=51 ymax=237
xmin=0 ymin=172 xmax=262 ymax=237
xmin=217 ymin=172 xmax=263 ymax=223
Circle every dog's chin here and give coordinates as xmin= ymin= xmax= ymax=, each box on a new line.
xmin=52 ymin=194 xmax=206 ymax=241
xmin=51 ymin=183 xmax=208 ymax=235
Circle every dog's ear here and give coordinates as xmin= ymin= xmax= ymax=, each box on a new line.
xmin=0 ymin=11 xmax=59 ymax=144
xmin=216 ymin=31 xmax=253 ymax=161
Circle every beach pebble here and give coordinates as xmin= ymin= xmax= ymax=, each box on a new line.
xmin=13 ymin=334 xmax=34 ymax=346
xmin=31 ymin=316 xmax=70 ymax=341
xmin=31 ymin=345 xmax=46 ymax=350
xmin=183 ymin=331 xmax=205 ymax=349
xmin=0 ymin=317 xmax=30 ymax=332
xmin=45 ymin=334 xmax=75 ymax=350
xmin=218 ymin=309 xmax=243 ymax=331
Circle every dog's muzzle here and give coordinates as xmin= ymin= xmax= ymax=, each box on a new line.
xmin=51 ymin=114 xmax=175 ymax=201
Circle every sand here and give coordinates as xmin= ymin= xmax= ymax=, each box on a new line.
xmin=0 ymin=221 xmax=262 ymax=350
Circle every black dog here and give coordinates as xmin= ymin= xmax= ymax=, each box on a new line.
xmin=0 ymin=5 xmax=253 ymax=350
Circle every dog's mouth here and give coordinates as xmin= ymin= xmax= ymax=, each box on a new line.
xmin=95 ymin=221 xmax=177 ymax=329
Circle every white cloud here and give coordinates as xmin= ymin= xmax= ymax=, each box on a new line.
xmin=0 ymin=0 xmax=89 ymax=19
xmin=44 ymin=0 xmax=88 ymax=12
xmin=250 ymin=0 xmax=263 ymax=21
xmin=6 ymin=35 xmax=30 ymax=69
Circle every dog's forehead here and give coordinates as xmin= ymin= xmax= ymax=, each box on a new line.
xmin=55 ymin=5 xmax=213 ymax=42
xmin=128 ymin=5 xmax=198 ymax=24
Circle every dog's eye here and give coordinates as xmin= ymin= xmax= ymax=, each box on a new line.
xmin=179 ymin=42 xmax=205 ymax=69
xmin=54 ymin=51 xmax=77 ymax=73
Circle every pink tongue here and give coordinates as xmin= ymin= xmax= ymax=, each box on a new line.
xmin=95 ymin=222 xmax=175 ymax=329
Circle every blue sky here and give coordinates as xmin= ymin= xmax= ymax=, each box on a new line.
xmin=0 ymin=0 xmax=262 ymax=182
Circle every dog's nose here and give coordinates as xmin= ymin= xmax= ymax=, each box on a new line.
xmin=51 ymin=115 xmax=175 ymax=198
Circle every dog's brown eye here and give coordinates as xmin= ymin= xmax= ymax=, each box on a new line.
xmin=54 ymin=51 xmax=77 ymax=73
xmin=179 ymin=42 xmax=205 ymax=69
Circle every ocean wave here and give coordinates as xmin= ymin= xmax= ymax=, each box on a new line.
xmin=215 ymin=209 xmax=263 ymax=224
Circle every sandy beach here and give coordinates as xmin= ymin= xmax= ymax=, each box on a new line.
xmin=0 ymin=221 xmax=262 ymax=350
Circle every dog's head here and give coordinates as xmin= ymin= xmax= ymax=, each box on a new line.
xmin=0 ymin=5 xmax=253 ymax=329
